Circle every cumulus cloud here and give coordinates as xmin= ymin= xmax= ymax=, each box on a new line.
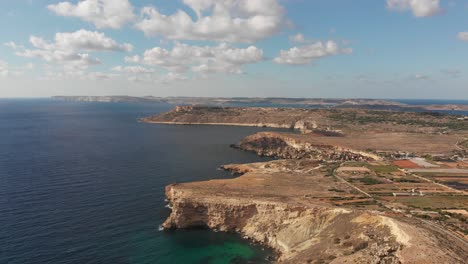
xmin=289 ymin=33 xmax=305 ymax=43
xmin=48 ymin=0 xmax=135 ymax=29
xmin=40 ymin=69 xmax=118 ymax=81
xmin=387 ymin=0 xmax=442 ymax=17
xmin=112 ymin=65 xmax=154 ymax=74
xmin=135 ymin=0 xmax=285 ymax=43
xmin=274 ymin=41 xmax=352 ymax=65
xmin=10 ymin=30 xmax=131 ymax=71
xmin=127 ymin=43 xmax=264 ymax=76
xmin=111 ymin=66 xmax=188 ymax=83
xmin=124 ymin=55 xmax=140 ymax=64
xmin=28 ymin=30 xmax=133 ymax=52
xmin=458 ymin=32 xmax=468 ymax=42
xmin=21 ymin=49 xmax=102 ymax=71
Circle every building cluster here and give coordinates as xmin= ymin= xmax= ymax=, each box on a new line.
xmin=392 ymin=189 xmax=424 ymax=197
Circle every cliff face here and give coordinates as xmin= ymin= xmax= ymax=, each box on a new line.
xmin=163 ymin=185 xmax=465 ymax=263
xmin=162 ymin=186 xmax=398 ymax=263
xmin=237 ymin=132 xmax=379 ymax=161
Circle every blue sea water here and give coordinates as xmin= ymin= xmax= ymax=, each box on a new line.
xmin=393 ymin=99 xmax=468 ymax=106
xmin=0 ymin=99 xmax=275 ymax=264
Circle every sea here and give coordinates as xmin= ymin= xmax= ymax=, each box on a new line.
xmin=0 ymin=99 xmax=275 ymax=264
xmin=1 ymin=98 xmax=467 ymax=264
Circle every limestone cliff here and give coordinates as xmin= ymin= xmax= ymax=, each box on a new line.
xmin=236 ymin=132 xmax=379 ymax=161
xmin=163 ymin=184 xmax=466 ymax=263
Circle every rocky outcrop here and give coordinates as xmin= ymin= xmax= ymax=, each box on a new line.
xmin=163 ymin=185 xmax=393 ymax=262
xmin=236 ymin=132 xmax=378 ymax=161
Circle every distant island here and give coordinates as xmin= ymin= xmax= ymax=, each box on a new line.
xmin=142 ymin=106 xmax=468 ymax=263
xmin=52 ymin=96 xmax=468 ymax=112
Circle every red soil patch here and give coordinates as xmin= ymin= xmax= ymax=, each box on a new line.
xmin=393 ymin=160 xmax=420 ymax=169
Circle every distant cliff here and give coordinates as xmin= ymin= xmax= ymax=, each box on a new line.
xmin=140 ymin=106 xmax=325 ymax=133
xmin=53 ymin=96 xmax=468 ymax=112
xmin=52 ymin=96 xmax=160 ymax=103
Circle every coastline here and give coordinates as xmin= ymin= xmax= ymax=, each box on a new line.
xmin=140 ymin=120 xmax=294 ymax=129
xmin=160 ymin=161 xmax=467 ymax=263
xmin=150 ymin=106 xmax=468 ymax=263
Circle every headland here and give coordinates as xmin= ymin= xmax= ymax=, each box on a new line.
xmin=144 ymin=106 xmax=468 ymax=263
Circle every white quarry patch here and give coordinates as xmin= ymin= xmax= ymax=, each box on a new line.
xmin=410 ymin=158 xmax=439 ymax=168
xmin=332 ymin=208 xmax=352 ymax=214
xmin=380 ymin=216 xmax=411 ymax=246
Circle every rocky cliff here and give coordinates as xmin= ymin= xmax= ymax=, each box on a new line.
xmin=162 ymin=184 xmax=466 ymax=263
xmin=236 ymin=132 xmax=379 ymax=161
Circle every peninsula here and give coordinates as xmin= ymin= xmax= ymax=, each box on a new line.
xmin=144 ymin=106 xmax=468 ymax=263
xmin=53 ymin=96 xmax=468 ymax=112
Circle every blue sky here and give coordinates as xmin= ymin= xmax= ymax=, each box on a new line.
xmin=0 ymin=0 xmax=467 ymax=99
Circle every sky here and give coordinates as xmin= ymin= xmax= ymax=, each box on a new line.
xmin=0 ymin=0 xmax=467 ymax=99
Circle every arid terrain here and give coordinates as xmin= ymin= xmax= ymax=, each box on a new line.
xmin=145 ymin=106 xmax=468 ymax=263
xmin=54 ymin=96 xmax=468 ymax=112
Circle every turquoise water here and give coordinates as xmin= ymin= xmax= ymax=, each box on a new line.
xmin=0 ymin=99 xmax=274 ymax=264
xmin=129 ymin=230 xmax=269 ymax=264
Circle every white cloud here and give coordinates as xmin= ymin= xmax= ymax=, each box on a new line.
xmin=40 ymin=69 xmax=118 ymax=81
xmin=48 ymin=0 xmax=135 ymax=29
xmin=0 ymin=60 xmax=32 ymax=78
xmin=124 ymin=55 xmax=140 ymax=63
xmin=112 ymin=66 xmax=186 ymax=83
xmin=128 ymin=43 xmax=264 ymax=76
xmin=26 ymin=30 xmax=132 ymax=52
xmin=458 ymin=32 xmax=468 ymax=42
xmin=18 ymin=49 xmax=101 ymax=68
xmin=387 ymin=0 xmax=442 ymax=17
xmin=0 ymin=60 xmax=10 ymax=77
xmin=274 ymin=41 xmax=352 ymax=65
xmin=53 ymin=30 xmax=133 ymax=52
xmin=135 ymin=0 xmax=285 ymax=43
xmin=411 ymin=74 xmax=431 ymax=80
xmin=290 ymin=33 xmax=305 ymax=43
xmin=4 ymin=41 xmax=23 ymax=50
xmin=161 ymin=72 xmax=188 ymax=83
xmin=11 ymin=30 xmax=131 ymax=71
xmin=112 ymin=65 xmax=154 ymax=74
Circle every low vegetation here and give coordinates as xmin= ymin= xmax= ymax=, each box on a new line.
xmin=328 ymin=110 xmax=468 ymax=130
